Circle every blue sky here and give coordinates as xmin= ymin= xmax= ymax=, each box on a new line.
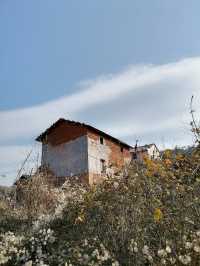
xmin=1 ymin=0 xmax=200 ymax=185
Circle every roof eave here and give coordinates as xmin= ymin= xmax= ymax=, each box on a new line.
xmin=35 ymin=118 xmax=133 ymax=149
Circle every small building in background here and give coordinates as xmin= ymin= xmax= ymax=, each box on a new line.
xmin=131 ymin=143 xmax=160 ymax=161
xmin=36 ymin=119 xmax=133 ymax=186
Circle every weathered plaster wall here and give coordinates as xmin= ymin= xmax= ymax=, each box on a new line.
xmin=87 ymin=131 xmax=132 ymax=184
xmin=87 ymin=135 xmax=111 ymax=184
xmin=40 ymin=124 xmax=132 ymax=185
xmin=41 ymin=135 xmax=88 ymax=178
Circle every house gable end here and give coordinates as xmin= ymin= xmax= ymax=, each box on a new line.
xmin=37 ymin=120 xmax=87 ymax=146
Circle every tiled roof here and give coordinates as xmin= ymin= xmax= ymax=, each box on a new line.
xmin=36 ymin=118 xmax=133 ymax=149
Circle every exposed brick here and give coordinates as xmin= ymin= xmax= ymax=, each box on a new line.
xmin=44 ymin=123 xmax=87 ymax=146
xmin=87 ymin=130 xmax=131 ymax=168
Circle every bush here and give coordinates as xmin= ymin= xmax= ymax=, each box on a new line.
xmin=1 ymin=147 xmax=200 ymax=265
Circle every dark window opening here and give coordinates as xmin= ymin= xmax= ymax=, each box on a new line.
xmin=152 ymin=150 xmax=155 ymax=159
xmin=100 ymin=136 xmax=104 ymax=145
xmin=121 ymin=147 xmax=124 ymax=153
xmin=100 ymin=159 xmax=106 ymax=173
xmin=132 ymin=153 xmax=137 ymax=160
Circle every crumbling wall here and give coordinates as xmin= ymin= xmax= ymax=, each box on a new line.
xmin=87 ymin=131 xmax=131 ymax=184
xmin=87 ymin=134 xmax=111 ymax=184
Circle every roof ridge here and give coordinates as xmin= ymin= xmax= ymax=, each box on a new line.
xmin=36 ymin=118 xmax=133 ymax=149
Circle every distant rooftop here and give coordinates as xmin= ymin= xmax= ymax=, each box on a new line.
xmin=131 ymin=143 xmax=159 ymax=152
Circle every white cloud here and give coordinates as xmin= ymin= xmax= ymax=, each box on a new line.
xmin=1 ymin=56 xmax=200 ymax=185
xmin=1 ymin=57 xmax=200 ymax=142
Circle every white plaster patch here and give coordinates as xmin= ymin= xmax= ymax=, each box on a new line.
xmin=87 ymin=137 xmax=111 ymax=175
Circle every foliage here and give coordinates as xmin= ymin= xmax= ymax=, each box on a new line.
xmin=1 ymin=145 xmax=200 ymax=265
xmin=15 ymin=173 xmax=58 ymax=220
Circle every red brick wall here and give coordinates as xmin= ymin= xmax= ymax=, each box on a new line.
xmin=87 ymin=130 xmax=131 ymax=169
xmin=44 ymin=123 xmax=87 ymax=146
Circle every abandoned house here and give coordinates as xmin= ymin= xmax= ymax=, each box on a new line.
xmin=36 ymin=119 xmax=133 ymax=185
xmin=131 ymin=143 xmax=160 ymax=161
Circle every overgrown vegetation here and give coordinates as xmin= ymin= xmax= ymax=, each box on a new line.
xmin=1 ymin=145 xmax=200 ymax=266
xmin=1 ymin=102 xmax=200 ymax=265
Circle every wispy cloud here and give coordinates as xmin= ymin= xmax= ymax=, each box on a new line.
xmin=1 ymin=57 xmax=200 ymax=142
xmin=1 ymin=57 xmax=200 ymax=185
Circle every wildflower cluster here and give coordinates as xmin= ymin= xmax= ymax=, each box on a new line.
xmin=62 ymin=238 xmax=119 ymax=266
xmin=23 ymin=228 xmax=56 ymax=265
xmin=1 ymin=145 xmax=200 ymax=265
xmin=0 ymin=232 xmax=24 ymax=265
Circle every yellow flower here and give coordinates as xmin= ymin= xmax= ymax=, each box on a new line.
xmin=154 ymin=208 xmax=163 ymax=222
xmin=75 ymin=214 xmax=85 ymax=224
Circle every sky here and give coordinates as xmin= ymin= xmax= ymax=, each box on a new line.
xmin=1 ymin=0 xmax=200 ymax=186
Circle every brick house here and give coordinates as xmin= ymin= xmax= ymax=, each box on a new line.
xmin=36 ymin=119 xmax=133 ymax=185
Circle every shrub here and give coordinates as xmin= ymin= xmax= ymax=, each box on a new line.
xmin=1 ymin=147 xmax=200 ymax=265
